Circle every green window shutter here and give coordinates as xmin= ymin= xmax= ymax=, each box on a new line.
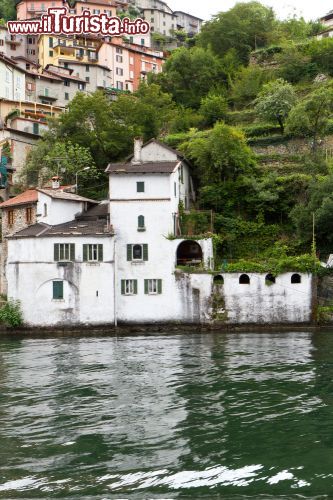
xmin=98 ymin=244 xmax=103 ymax=262
xmin=143 ymin=244 xmax=148 ymax=261
xmin=144 ymin=279 xmax=148 ymax=294
xmin=54 ymin=244 xmax=59 ymax=261
xmin=83 ymin=244 xmax=88 ymax=262
xmin=121 ymin=280 xmax=125 ymax=295
xmin=53 ymin=281 xmax=63 ymax=299
xmin=138 ymin=215 xmax=144 ymax=228
xmin=158 ymin=279 xmax=162 ymax=294
xmin=134 ymin=280 xmax=138 ymax=295
xmin=70 ymin=243 xmax=75 ymax=261
xmin=127 ymin=244 xmax=132 ymax=261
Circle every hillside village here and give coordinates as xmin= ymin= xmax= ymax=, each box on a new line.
xmin=2 ymin=1 xmax=333 ymax=326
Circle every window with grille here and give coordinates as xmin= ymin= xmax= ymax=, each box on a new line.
xmin=144 ymin=279 xmax=162 ymax=295
xmin=121 ymin=279 xmax=138 ymax=295
xmin=83 ymin=244 xmax=103 ymax=262
xmin=54 ymin=243 xmax=75 ymax=261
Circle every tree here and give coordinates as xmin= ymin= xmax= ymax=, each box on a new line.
xmin=199 ymin=93 xmax=228 ymax=127
xmin=152 ymin=47 xmax=225 ymax=108
xmin=0 ymin=0 xmax=16 ymax=21
xmin=230 ymin=65 xmax=270 ymax=107
xmin=180 ymin=122 xmax=256 ymax=183
xmin=22 ymin=141 xmax=100 ymax=198
xmin=255 ymin=78 xmax=297 ymax=134
xmin=291 ymin=174 xmax=333 ymax=251
xmin=198 ymin=2 xmax=276 ymax=64
xmin=286 ymin=85 xmax=333 ymax=150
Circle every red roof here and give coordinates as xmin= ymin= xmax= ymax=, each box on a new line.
xmin=0 ymin=189 xmax=38 ymax=208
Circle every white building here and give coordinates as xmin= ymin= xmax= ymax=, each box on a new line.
xmin=2 ymin=139 xmax=314 ymax=327
xmin=0 ymin=54 xmax=26 ymax=101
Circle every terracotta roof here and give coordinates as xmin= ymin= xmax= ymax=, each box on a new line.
xmin=106 ymin=161 xmax=179 ymax=174
xmin=37 ymin=188 xmax=98 ymax=204
xmin=0 ymin=189 xmax=38 ymax=208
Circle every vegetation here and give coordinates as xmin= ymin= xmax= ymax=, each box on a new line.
xmin=22 ymin=1 xmax=333 ymax=263
xmin=0 ymin=301 xmax=23 ymax=328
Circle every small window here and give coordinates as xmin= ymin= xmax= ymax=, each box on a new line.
xmin=138 ymin=215 xmax=145 ymax=231
xmin=7 ymin=210 xmax=14 ymax=226
xmin=64 ymin=80 xmax=70 ymax=87
xmin=174 ymin=182 xmax=177 ymax=197
xmin=133 ymin=244 xmax=142 ymax=260
xmin=43 ymin=203 xmax=47 ymax=217
xmin=49 ymin=50 xmax=53 ymax=57
xmin=213 ymin=275 xmax=224 ymax=285
xmin=265 ymin=274 xmax=276 ymax=285
xmin=137 ymin=182 xmax=145 ymax=193
xmin=291 ymin=273 xmax=301 ymax=284
xmin=53 ymin=281 xmax=63 ymax=300
xmin=121 ymin=279 xmax=137 ymax=295
xmin=26 ymin=207 xmax=33 ymax=223
xmin=239 ymin=274 xmax=250 ymax=285
xmin=86 ymin=65 xmax=90 ymax=72
xmin=65 ymin=92 xmax=69 ymax=100
xmin=127 ymin=244 xmax=148 ymax=262
xmin=83 ymin=244 xmax=103 ymax=262
xmin=54 ymin=243 xmax=75 ymax=262
xmin=145 ymin=279 xmax=162 ymax=295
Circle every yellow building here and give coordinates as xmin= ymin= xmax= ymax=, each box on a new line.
xmin=38 ymin=34 xmax=102 ymax=69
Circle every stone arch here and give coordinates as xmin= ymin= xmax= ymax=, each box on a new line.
xmin=176 ymin=240 xmax=203 ymax=266
xmin=213 ymin=275 xmax=224 ymax=285
xmin=239 ymin=274 xmax=250 ymax=285
xmin=265 ymin=273 xmax=276 ymax=285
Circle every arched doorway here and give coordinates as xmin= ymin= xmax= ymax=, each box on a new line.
xmin=176 ymin=240 xmax=203 ymax=267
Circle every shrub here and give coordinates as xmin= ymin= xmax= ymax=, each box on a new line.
xmin=0 ymin=300 xmax=23 ymax=327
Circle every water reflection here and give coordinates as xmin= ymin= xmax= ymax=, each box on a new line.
xmin=1 ymin=332 xmax=333 ymax=497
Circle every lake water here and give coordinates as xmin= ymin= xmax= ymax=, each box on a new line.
xmin=0 ymin=331 xmax=333 ymax=498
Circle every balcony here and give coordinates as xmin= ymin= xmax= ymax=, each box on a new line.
xmin=38 ymin=90 xmax=58 ymax=101
xmin=5 ymin=36 xmax=22 ymax=45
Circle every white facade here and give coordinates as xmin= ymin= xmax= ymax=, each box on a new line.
xmin=0 ymin=58 xmax=26 ymax=101
xmin=7 ymin=235 xmax=114 ymax=326
xmin=36 ymin=190 xmax=89 ymax=225
xmin=3 ymin=139 xmax=314 ymax=327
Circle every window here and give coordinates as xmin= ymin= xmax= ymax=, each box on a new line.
xmin=43 ymin=203 xmax=47 ymax=216
xmin=137 ymin=181 xmax=145 ymax=193
xmin=116 ymin=67 xmax=124 ymax=76
xmin=213 ymin=275 xmax=224 ymax=285
xmin=0 ymin=40 xmax=3 ymax=46
xmin=64 ymin=80 xmax=70 ymax=87
xmin=116 ymin=47 xmax=123 ymax=54
xmin=291 ymin=273 xmax=301 ymax=284
xmin=7 ymin=210 xmax=14 ymax=226
xmin=116 ymin=81 xmax=124 ymax=90
xmin=138 ymin=215 xmax=145 ymax=231
xmin=265 ymin=274 xmax=276 ymax=285
xmin=174 ymin=182 xmax=177 ymax=197
xmin=85 ymin=76 xmax=90 ymax=83
xmin=141 ymin=38 xmax=145 ymax=46
xmin=33 ymin=122 xmax=39 ymax=135
xmin=86 ymin=65 xmax=90 ymax=72
xmin=26 ymin=207 xmax=33 ymax=223
xmin=145 ymin=279 xmax=162 ymax=295
xmin=83 ymin=244 xmax=103 ymax=262
xmin=127 ymin=244 xmax=148 ymax=262
xmin=116 ymin=55 xmax=123 ymax=63
xmin=65 ymin=92 xmax=69 ymax=100
xmin=78 ymin=83 xmax=84 ymax=90
xmin=239 ymin=274 xmax=250 ymax=285
xmin=53 ymin=281 xmax=63 ymax=300
xmin=54 ymin=243 xmax=75 ymax=261
xmin=49 ymin=37 xmax=53 ymax=47
xmin=121 ymin=279 xmax=138 ymax=295
xmin=49 ymin=50 xmax=53 ymax=57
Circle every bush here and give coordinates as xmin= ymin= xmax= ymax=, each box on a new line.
xmin=247 ymin=134 xmax=291 ymax=146
xmin=242 ymin=123 xmax=282 ymax=137
xmin=0 ymin=300 xmax=23 ymax=327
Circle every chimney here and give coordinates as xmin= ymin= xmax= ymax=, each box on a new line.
xmin=132 ymin=137 xmax=143 ymax=165
xmin=51 ymin=176 xmax=60 ymax=189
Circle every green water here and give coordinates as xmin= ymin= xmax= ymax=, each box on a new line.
xmin=0 ymin=331 xmax=333 ymax=498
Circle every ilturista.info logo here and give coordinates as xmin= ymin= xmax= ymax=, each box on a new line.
xmin=7 ymin=8 xmax=150 ymax=36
